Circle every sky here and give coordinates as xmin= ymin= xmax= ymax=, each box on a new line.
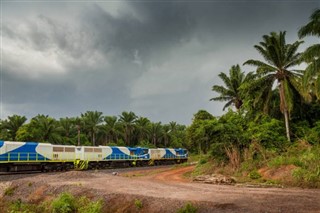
xmin=1 ymin=0 xmax=319 ymax=125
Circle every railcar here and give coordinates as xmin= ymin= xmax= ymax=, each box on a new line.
xmin=0 ymin=141 xmax=188 ymax=172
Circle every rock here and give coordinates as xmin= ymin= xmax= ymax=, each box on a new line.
xmin=193 ymin=174 xmax=236 ymax=185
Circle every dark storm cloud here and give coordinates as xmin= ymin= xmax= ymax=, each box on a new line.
xmin=1 ymin=1 xmax=319 ymax=124
xmin=79 ymin=3 xmax=195 ymax=66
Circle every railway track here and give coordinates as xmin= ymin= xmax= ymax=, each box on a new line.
xmin=0 ymin=164 xmax=174 ymax=177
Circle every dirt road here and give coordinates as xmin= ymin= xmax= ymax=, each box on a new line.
xmin=1 ymin=166 xmax=320 ymax=212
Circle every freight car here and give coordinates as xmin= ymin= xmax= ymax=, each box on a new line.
xmin=0 ymin=141 xmax=188 ymax=172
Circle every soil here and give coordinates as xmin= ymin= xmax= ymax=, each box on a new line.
xmin=0 ymin=165 xmax=320 ymax=212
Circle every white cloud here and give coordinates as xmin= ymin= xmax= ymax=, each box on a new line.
xmin=3 ymin=35 xmax=66 ymax=78
xmin=2 ymin=15 xmax=106 ymax=79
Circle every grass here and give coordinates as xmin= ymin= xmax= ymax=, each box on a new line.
xmin=134 ymin=199 xmax=143 ymax=210
xmin=5 ymin=192 xmax=104 ymax=213
xmin=4 ymin=185 xmax=17 ymax=196
xmin=266 ymin=145 xmax=320 ymax=188
xmin=189 ymin=143 xmax=320 ymax=188
xmin=177 ymin=202 xmax=197 ymax=213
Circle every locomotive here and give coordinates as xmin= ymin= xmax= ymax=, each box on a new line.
xmin=0 ymin=141 xmax=188 ymax=172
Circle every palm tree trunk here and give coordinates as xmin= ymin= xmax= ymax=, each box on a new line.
xmin=279 ymin=82 xmax=291 ymax=142
xmin=284 ymin=110 xmax=291 ymax=142
xmin=93 ymin=132 xmax=95 ymax=146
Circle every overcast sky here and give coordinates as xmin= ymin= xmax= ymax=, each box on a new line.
xmin=1 ymin=0 xmax=319 ymax=124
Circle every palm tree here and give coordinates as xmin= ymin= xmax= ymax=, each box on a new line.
xmin=244 ymin=31 xmax=303 ymax=142
xmin=135 ymin=117 xmax=151 ymax=143
xmin=150 ymin=122 xmax=163 ymax=147
xmin=59 ymin=117 xmax=74 ymax=138
xmin=81 ymin=111 xmax=104 ymax=146
xmin=30 ymin=115 xmax=61 ymax=143
xmin=2 ymin=115 xmax=27 ymax=140
xmin=74 ymin=117 xmax=83 ymax=146
xmin=298 ymin=9 xmax=320 ymax=100
xmin=59 ymin=117 xmax=76 ymax=144
xmin=211 ymin=64 xmax=254 ymax=111
xmin=169 ymin=121 xmax=177 ymax=132
xmin=162 ymin=125 xmax=171 ymax=147
xmin=102 ymin=116 xmax=121 ymax=144
xmin=119 ymin=111 xmax=137 ymax=146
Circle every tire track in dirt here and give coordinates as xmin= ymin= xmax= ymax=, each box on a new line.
xmin=150 ymin=166 xmax=195 ymax=182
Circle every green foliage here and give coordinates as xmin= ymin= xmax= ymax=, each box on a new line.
xmin=6 ymin=193 xmax=103 ymax=213
xmin=249 ymin=170 xmax=261 ymax=179
xmin=134 ymin=199 xmax=143 ymax=210
xmin=51 ymin=192 xmax=103 ymax=213
xmin=15 ymin=124 xmax=37 ymax=142
xmin=4 ymin=186 xmax=16 ymax=196
xmin=211 ymin=65 xmax=254 ymax=111
xmin=8 ymin=199 xmax=39 ymax=213
xmin=192 ymin=110 xmax=214 ymax=121
xmin=137 ymin=140 xmax=156 ymax=148
xmin=177 ymin=202 xmax=197 ymax=213
xmin=51 ymin=192 xmax=76 ymax=213
xmin=186 ymin=111 xmax=218 ymax=154
xmin=117 ymin=139 xmax=126 ymax=146
xmin=77 ymin=196 xmax=103 ymax=213
xmin=199 ymin=158 xmax=207 ymax=165
xmin=245 ymin=115 xmax=288 ymax=150
xmin=290 ymin=145 xmax=320 ymax=188
xmin=209 ymin=143 xmax=228 ymax=163
xmin=1 ymin=115 xmax=27 ymax=141
xmin=268 ymin=155 xmax=302 ymax=168
xmin=4 ymin=110 xmax=187 ymax=149
xmin=266 ymin=144 xmax=320 ymax=188
xmin=305 ymin=121 xmax=320 ymax=145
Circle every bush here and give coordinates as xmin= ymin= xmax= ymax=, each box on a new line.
xmin=4 ymin=186 xmax=17 ymax=196
xmin=134 ymin=199 xmax=143 ymax=209
xmin=78 ymin=200 xmax=103 ymax=213
xmin=291 ymin=145 xmax=320 ymax=188
xmin=8 ymin=199 xmax=39 ymax=213
xmin=199 ymin=158 xmax=207 ymax=165
xmin=51 ymin=192 xmax=76 ymax=213
xmin=177 ymin=202 xmax=197 ymax=213
xmin=249 ymin=170 xmax=261 ymax=179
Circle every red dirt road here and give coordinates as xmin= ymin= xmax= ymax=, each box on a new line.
xmin=1 ymin=166 xmax=320 ymax=212
xmin=151 ymin=166 xmax=194 ymax=182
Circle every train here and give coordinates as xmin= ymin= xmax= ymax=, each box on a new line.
xmin=0 ymin=141 xmax=188 ymax=172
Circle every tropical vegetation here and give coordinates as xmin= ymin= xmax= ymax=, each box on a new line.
xmin=0 ymin=111 xmax=186 ymax=149
xmin=1 ymin=8 xmax=320 ymax=187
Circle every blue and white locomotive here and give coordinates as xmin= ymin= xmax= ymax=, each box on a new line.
xmin=0 ymin=141 xmax=188 ymax=172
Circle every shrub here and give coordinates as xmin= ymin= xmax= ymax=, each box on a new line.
xmin=4 ymin=186 xmax=17 ymax=196
xmin=76 ymin=196 xmax=103 ymax=213
xmin=249 ymin=170 xmax=261 ymax=179
xmin=78 ymin=200 xmax=103 ymax=213
xmin=8 ymin=199 xmax=38 ymax=213
xmin=134 ymin=199 xmax=143 ymax=209
xmin=51 ymin=192 xmax=76 ymax=213
xmin=177 ymin=202 xmax=197 ymax=213
xmin=199 ymin=158 xmax=207 ymax=165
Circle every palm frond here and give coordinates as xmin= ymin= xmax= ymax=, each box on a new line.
xmin=298 ymin=9 xmax=320 ymax=38
xmin=223 ymin=100 xmax=234 ymax=111
xmin=302 ymin=44 xmax=320 ymax=62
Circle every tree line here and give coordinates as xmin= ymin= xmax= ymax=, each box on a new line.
xmin=0 ymin=111 xmax=187 ymax=148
